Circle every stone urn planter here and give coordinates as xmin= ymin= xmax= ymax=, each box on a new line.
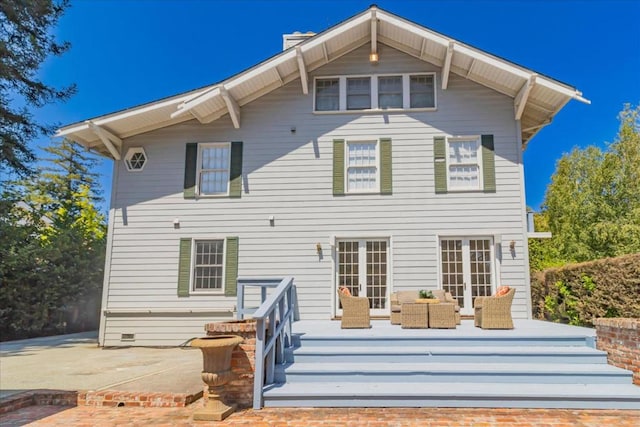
xmin=191 ymin=335 xmax=244 ymax=421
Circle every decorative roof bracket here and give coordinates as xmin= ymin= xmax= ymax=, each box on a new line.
xmin=442 ymin=41 xmax=455 ymax=90
xmin=86 ymin=121 xmax=122 ymax=160
xmin=296 ymin=47 xmax=309 ymax=94
xmin=220 ymin=85 xmax=241 ymax=129
xmin=515 ymin=75 xmax=537 ymax=120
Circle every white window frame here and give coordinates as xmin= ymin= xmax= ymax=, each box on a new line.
xmin=345 ymin=140 xmax=380 ymax=194
xmin=313 ymin=72 xmax=436 ymax=113
xmin=196 ymin=142 xmax=231 ymax=197
xmin=191 ymin=238 xmax=226 ymax=294
xmin=446 ymin=135 xmax=483 ymax=191
xmin=314 ymin=77 xmax=340 ymax=111
xmin=124 ymin=147 xmax=147 ymax=172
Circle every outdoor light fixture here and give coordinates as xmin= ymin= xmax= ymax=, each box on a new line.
xmin=369 ymin=52 xmax=379 ymax=63
xmin=316 ymin=243 xmax=322 ymax=254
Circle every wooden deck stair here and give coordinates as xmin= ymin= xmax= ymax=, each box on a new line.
xmin=262 ymin=320 xmax=640 ymax=409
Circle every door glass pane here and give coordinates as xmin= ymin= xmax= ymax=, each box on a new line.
xmin=366 ymin=240 xmax=387 ymax=309
xmin=440 ymin=239 xmax=464 ymax=308
xmin=338 ymin=241 xmax=360 ymax=305
xmin=470 ymin=239 xmax=492 ymax=307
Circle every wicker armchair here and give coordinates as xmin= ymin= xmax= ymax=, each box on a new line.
xmin=474 ymin=287 xmax=515 ymax=329
xmin=338 ymin=288 xmax=371 ymax=329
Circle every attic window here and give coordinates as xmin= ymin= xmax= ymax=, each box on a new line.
xmin=124 ymin=147 xmax=147 ymax=172
xmin=314 ymin=73 xmax=436 ymax=112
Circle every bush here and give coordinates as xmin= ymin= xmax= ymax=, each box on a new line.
xmin=531 ymin=253 xmax=640 ymax=326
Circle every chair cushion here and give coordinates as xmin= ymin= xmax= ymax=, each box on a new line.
xmin=338 ymin=286 xmax=352 ymax=297
xmin=396 ymin=290 xmax=419 ymax=303
xmin=391 ymin=304 xmax=402 ymax=312
xmin=432 ymin=289 xmax=446 ymax=301
xmin=495 ymin=286 xmax=510 ymax=297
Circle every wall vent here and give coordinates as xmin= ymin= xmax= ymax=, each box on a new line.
xmin=121 ymin=333 xmax=135 ymax=341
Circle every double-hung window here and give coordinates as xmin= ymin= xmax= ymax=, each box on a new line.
xmin=347 ymin=141 xmax=378 ymax=192
xmin=192 ymin=240 xmax=225 ymax=293
xmin=346 ymin=77 xmax=371 ymax=110
xmin=410 ymin=75 xmax=435 ymax=108
xmin=314 ymin=73 xmax=435 ymax=112
xmin=315 ymin=78 xmax=339 ymax=111
xmin=378 ymin=76 xmax=403 ymax=109
xmin=447 ymin=136 xmax=482 ymax=191
xmin=178 ymin=236 xmax=239 ymax=297
xmin=197 ymin=143 xmax=230 ymax=196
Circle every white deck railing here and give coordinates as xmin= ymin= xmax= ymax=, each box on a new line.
xmin=241 ymin=276 xmax=295 ymax=409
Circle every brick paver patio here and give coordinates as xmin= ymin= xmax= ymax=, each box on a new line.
xmin=2 ymin=405 xmax=639 ymax=426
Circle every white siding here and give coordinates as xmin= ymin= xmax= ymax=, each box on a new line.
xmin=102 ymin=44 xmax=529 ymax=346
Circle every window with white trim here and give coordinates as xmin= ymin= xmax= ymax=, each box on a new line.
xmin=124 ymin=147 xmax=147 ymax=172
xmin=378 ymin=75 xmax=403 ymax=109
xmin=193 ymin=239 xmax=225 ymax=292
xmin=410 ymin=75 xmax=435 ymax=108
xmin=197 ymin=143 xmax=230 ymax=196
xmin=347 ymin=141 xmax=378 ymax=192
xmin=314 ymin=73 xmax=435 ymax=112
xmin=315 ymin=78 xmax=339 ymax=111
xmin=346 ymin=77 xmax=371 ymax=110
xmin=447 ymin=136 xmax=482 ymax=190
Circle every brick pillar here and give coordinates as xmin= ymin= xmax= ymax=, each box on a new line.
xmin=594 ymin=318 xmax=640 ymax=386
xmin=205 ymin=319 xmax=256 ymax=408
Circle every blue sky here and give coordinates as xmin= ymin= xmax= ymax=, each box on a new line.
xmin=36 ymin=0 xmax=640 ymax=212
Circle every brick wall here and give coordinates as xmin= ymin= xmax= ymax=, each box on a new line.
xmin=594 ymin=318 xmax=640 ymax=385
xmin=205 ymin=319 xmax=256 ymax=408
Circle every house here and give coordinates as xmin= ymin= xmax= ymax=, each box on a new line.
xmin=57 ymin=6 xmax=588 ymax=347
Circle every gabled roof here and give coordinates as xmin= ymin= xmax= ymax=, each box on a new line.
xmin=57 ymin=5 xmax=588 ymax=159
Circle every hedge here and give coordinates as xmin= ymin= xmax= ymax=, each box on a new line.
xmin=531 ymin=253 xmax=640 ymax=326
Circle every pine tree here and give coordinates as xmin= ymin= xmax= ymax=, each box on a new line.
xmin=0 ymin=139 xmax=106 ymax=340
xmin=1 ymin=0 xmax=74 ymax=178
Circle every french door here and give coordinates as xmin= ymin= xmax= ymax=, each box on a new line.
xmin=336 ymin=239 xmax=389 ymax=316
xmin=440 ymin=238 xmax=495 ymax=315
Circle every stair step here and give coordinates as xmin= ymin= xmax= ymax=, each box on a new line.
xmin=287 ymin=345 xmax=607 ymax=364
xmin=276 ymin=362 xmax=632 ymax=384
xmin=295 ymin=335 xmax=593 ymax=348
xmin=263 ymin=382 xmax=640 ymax=410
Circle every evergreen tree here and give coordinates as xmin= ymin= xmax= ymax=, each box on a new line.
xmin=0 ymin=139 xmax=106 ymax=340
xmin=1 ymin=0 xmax=74 ymax=178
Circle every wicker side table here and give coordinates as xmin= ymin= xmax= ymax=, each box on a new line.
xmin=428 ymin=303 xmax=456 ymax=329
xmin=401 ymin=303 xmax=429 ymax=329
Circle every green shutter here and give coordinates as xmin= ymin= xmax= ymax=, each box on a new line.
xmin=229 ymin=141 xmax=243 ymax=198
xmin=380 ymin=138 xmax=392 ymax=195
xmin=177 ymin=238 xmax=192 ymax=297
xmin=333 ymin=139 xmax=345 ymax=196
xmin=481 ymin=134 xmax=496 ymax=193
xmin=183 ymin=143 xmax=198 ymax=199
xmin=434 ymin=136 xmax=447 ymax=194
xmin=224 ymin=237 xmax=239 ymax=297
